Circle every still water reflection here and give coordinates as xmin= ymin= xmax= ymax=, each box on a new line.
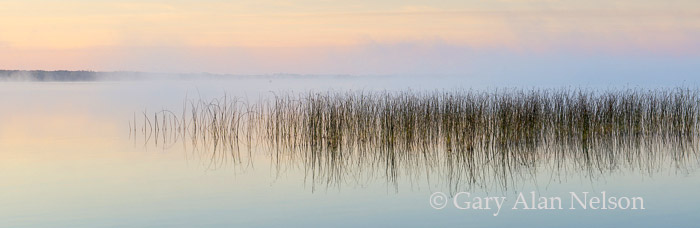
xmin=135 ymin=89 xmax=700 ymax=194
xmin=1 ymin=80 xmax=700 ymax=227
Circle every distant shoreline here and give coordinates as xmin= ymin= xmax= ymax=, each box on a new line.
xmin=0 ymin=70 xmax=388 ymax=82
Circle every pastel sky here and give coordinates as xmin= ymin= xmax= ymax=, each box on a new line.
xmin=0 ymin=0 xmax=698 ymax=76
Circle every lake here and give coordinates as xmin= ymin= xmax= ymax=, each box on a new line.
xmin=1 ymin=77 xmax=699 ymax=227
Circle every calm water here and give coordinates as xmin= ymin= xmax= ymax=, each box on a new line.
xmin=1 ymin=78 xmax=699 ymax=227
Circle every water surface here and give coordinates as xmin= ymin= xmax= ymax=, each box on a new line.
xmin=1 ymin=78 xmax=699 ymax=227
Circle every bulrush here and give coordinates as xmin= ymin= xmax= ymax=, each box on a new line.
xmin=133 ymin=87 xmax=700 ymax=192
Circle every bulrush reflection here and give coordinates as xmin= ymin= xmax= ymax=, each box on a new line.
xmin=132 ymin=88 xmax=700 ymax=192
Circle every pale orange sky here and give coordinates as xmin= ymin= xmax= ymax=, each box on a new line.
xmin=0 ymin=0 xmax=698 ymax=74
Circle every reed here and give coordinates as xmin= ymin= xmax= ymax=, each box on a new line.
xmin=135 ymin=87 xmax=700 ymax=191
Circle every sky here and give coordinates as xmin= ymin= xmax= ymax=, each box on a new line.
xmin=0 ymin=0 xmax=698 ymax=78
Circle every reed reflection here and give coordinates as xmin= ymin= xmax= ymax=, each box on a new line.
xmin=132 ymin=88 xmax=700 ymax=193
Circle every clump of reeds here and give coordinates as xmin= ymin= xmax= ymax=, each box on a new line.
xmin=253 ymin=88 xmax=700 ymax=154
xmin=134 ymin=87 xmax=700 ymax=191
